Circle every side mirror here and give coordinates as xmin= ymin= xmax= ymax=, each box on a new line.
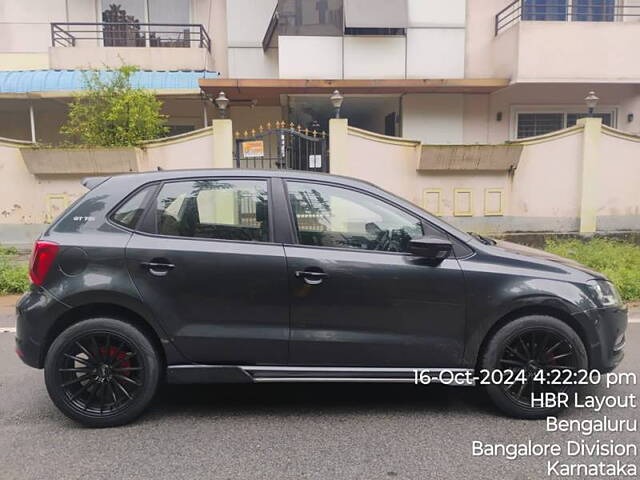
xmin=408 ymin=236 xmax=453 ymax=261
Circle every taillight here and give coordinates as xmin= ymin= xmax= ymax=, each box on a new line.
xmin=29 ymin=241 xmax=59 ymax=286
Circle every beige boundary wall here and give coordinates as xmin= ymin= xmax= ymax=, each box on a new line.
xmin=2 ymin=117 xmax=640 ymax=246
xmin=0 ymin=121 xmax=234 ymax=246
xmin=330 ymin=118 xmax=640 ymax=235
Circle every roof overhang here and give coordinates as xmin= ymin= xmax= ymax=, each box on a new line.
xmin=0 ymin=70 xmax=218 ymax=98
xmin=0 ymin=89 xmax=203 ymax=100
xmin=199 ymin=78 xmax=511 ymax=106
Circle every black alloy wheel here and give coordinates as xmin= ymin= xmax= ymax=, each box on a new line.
xmin=57 ymin=332 xmax=143 ymax=414
xmin=481 ymin=315 xmax=588 ymax=419
xmin=499 ymin=329 xmax=578 ymax=408
xmin=45 ymin=318 xmax=160 ymax=427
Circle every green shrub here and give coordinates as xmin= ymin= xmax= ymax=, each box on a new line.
xmin=0 ymin=260 xmax=29 ymax=295
xmin=545 ymin=238 xmax=640 ymax=302
xmin=0 ymin=246 xmax=18 ymax=255
xmin=61 ymin=65 xmax=168 ymax=146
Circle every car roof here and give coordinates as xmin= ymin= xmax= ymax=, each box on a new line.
xmin=86 ymin=169 xmax=382 ymax=191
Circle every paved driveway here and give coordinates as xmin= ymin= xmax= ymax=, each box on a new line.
xmin=0 ymin=298 xmax=638 ymax=480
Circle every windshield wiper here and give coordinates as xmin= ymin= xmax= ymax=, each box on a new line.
xmin=468 ymin=232 xmax=496 ymax=245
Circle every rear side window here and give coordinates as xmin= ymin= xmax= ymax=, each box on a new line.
xmin=155 ymin=179 xmax=270 ymax=242
xmin=112 ymin=185 xmax=155 ymax=229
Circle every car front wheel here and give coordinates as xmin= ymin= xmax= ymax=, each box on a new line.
xmin=44 ymin=317 xmax=160 ymax=427
xmin=481 ymin=315 xmax=588 ymax=419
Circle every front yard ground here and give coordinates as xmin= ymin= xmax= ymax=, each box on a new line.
xmin=0 ymin=246 xmax=29 ymax=295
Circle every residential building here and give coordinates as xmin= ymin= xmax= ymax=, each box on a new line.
xmin=2 ymin=0 xmax=640 ymax=145
xmin=1 ymin=0 xmax=640 ymax=246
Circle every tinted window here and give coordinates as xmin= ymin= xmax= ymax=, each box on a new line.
xmin=287 ymin=182 xmax=423 ymax=252
xmin=155 ymin=179 xmax=269 ymax=242
xmin=112 ymin=185 xmax=154 ymax=229
xmin=277 ymin=0 xmax=344 ymax=37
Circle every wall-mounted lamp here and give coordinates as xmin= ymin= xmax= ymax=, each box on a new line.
xmin=496 ymin=111 xmax=503 ymax=122
xmin=628 ymin=113 xmax=635 ymax=123
xmin=330 ymin=90 xmax=344 ymax=119
xmin=584 ymin=91 xmax=599 ymax=118
xmin=215 ymin=91 xmax=230 ymax=118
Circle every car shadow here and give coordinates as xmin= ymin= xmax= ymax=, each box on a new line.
xmin=143 ymin=382 xmax=499 ymax=421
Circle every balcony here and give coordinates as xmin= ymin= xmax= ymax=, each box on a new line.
xmin=493 ymin=1 xmax=640 ymax=82
xmin=49 ymin=22 xmax=212 ymax=71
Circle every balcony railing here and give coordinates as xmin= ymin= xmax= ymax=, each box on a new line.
xmin=496 ymin=0 xmax=640 ymax=35
xmin=51 ymin=23 xmax=211 ymax=52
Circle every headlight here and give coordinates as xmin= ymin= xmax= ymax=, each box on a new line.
xmin=587 ymin=279 xmax=623 ymax=307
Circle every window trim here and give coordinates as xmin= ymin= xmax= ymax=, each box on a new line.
xmin=282 ymin=178 xmax=457 ymax=256
xmin=510 ymin=105 xmax=618 ymax=140
xmin=143 ymin=176 xmax=276 ymax=245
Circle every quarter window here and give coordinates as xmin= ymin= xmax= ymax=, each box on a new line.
xmin=112 ymin=185 xmax=155 ymax=229
xmin=155 ymin=179 xmax=269 ymax=242
xmin=287 ymin=182 xmax=423 ymax=253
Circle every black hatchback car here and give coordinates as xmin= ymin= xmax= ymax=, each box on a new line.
xmin=16 ymin=169 xmax=627 ymax=427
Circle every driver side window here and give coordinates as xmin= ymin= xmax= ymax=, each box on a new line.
xmin=287 ymin=181 xmax=423 ymax=253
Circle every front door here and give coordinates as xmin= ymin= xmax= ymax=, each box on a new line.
xmin=126 ymin=177 xmax=289 ymax=365
xmin=283 ymin=180 xmax=466 ymax=367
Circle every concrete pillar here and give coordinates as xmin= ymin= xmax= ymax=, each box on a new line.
xmin=212 ymin=119 xmax=234 ymax=168
xmin=577 ymin=117 xmax=602 ymax=234
xmin=29 ymin=104 xmax=36 ymax=143
xmin=329 ymin=118 xmax=348 ymax=176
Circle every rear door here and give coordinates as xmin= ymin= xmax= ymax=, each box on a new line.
xmin=125 ymin=177 xmax=289 ymax=365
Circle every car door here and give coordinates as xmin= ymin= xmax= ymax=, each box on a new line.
xmin=283 ymin=180 xmax=467 ymax=367
xmin=125 ymin=177 xmax=289 ymax=365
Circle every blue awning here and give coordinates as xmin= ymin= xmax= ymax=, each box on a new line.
xmin=0 ymin=70 xmax=219 ymax=94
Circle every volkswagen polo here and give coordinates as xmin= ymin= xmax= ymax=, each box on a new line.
xmin=15 ymin=170 xmax=627 ymax=427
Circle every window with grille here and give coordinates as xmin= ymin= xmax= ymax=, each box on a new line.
xmin=522 ymin=0 xmax=616 ymax=22
xmin=516 ymin=113 xmax=564 ymax=138
xmin=522 ymin=0 xmax=568 ymax=21
xmin=572 ymin=0 xmax=615 ymax=21
xmin=516 ymin=112 xmax=614 ymax=139
xmin=566 ymin=113 xmax=612 ymax=127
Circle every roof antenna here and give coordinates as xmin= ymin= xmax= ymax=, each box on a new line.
xmin=157 ymin=166 xmax=163 ymax=171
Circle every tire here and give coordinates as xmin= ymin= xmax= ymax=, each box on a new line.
xmin=480 ymin=315 xmax=588 ymax=419
xmin=44 ymin=317 xmax=160 ymax=427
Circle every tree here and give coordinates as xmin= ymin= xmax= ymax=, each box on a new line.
xmin=61 ymin=65 xmax=168 ymax=146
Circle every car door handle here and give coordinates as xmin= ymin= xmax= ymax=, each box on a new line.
xmin=141 ymin=261 xmax=175 ymax=277
xmin=295 ymin=270 xmax=328 ymax=285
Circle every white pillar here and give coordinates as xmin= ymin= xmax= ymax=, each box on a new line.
xmin=29 ymin=104 xmax=36 ymax=143
xmin=212 ymin=119 xmax=234 ymax=168
xmin=329 ymin=118 xmax=348 ymax=176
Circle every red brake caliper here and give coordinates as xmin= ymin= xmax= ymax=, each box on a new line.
xmin=100 ymin=346 xmax=131 ymax=376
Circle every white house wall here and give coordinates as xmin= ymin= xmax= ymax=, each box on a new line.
xmin=343 ymin=37 xmax=405 ymax=79
xmin=402 ymin=94 xmax=464 ymax=144
xmin=278 ymin=36 xmax=343 ymax=79
xmin=226 ymin=0 xmax=277 ymax=78
xmin=406 ymin=28 xmax=465 ymax=78
xmin=408 ymin=0 xmax=466 ymax=27
xmin=228 ymin=47 xmax=278 ymax=79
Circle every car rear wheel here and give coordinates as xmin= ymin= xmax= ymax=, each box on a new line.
xmin=44 ymin=318 xmax=160 ymax=427
xmin=480 ymin=315 xmax=588 ymax=419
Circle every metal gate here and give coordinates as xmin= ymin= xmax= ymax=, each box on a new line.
xmin=235 ymin=122 xmax=329 ymax=172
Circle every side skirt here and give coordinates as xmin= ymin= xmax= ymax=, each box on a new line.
xmin=166 ymin=365 xmax=476 ymax=386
